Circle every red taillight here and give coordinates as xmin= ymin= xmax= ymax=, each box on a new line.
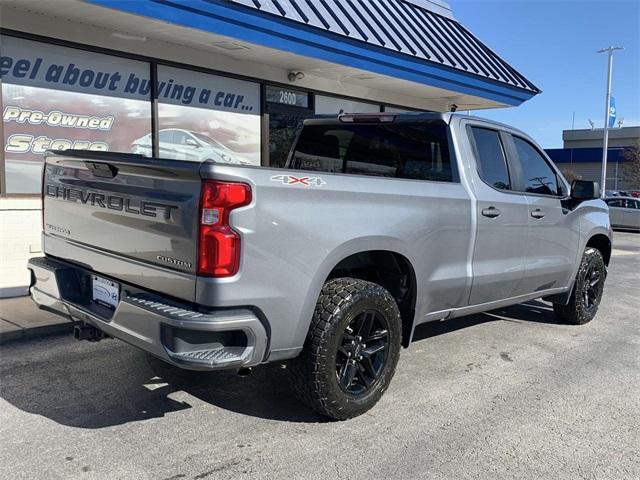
xmin=197 ymin=180 xmax=251 ymax=277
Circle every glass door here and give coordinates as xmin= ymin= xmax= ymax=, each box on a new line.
xmin=265 ymin=86 xmax=313 ymax=168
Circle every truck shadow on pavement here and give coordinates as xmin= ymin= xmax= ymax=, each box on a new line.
xmin=1 ymin=300 xmax=559 ymax=428
xmin=412 ymin=299 xmax=560 ymax=342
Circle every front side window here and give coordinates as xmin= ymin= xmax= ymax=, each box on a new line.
xmin=606 ymin=199 xmax=623 ymax=208
xmin=290 ymin=122 xmax=453 ymax=182
xmin=512 ymin=136 xmax=560 ymax=196
xmin=469 ymin=127 xmax=510 ymax=190
xmin=173 ymin=131 xmax=190 ymax=145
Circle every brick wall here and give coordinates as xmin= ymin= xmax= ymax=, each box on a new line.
xmin=0 ymin=198 xmax=42 ymax=298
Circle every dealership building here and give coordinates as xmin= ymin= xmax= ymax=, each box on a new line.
xmin=0 ymin=0 xmax=539 ymax=297
xmin=546 ymin=126 xmax=640 ymax=192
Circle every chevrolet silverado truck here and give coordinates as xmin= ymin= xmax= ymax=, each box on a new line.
xmin=29 ymin=113 xmax=611 ymax=420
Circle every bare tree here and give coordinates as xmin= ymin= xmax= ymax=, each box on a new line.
xmin=561 ymin=169 xmax=582 ymax=184
xmin=621 ymin=140 xmax=640 ymax=188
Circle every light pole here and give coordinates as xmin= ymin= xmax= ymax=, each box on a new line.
xmin=597 ymin=46 xmax=623 ymax=198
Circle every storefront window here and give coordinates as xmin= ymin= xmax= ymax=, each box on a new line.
xmin=1 ymin=35 xmax=152 ymax=194
xmin=155 ymin=65 xmax=261 ymax=166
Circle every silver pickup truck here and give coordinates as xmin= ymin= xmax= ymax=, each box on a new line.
xmin=29 ymin=113 xmax=611 ymax=420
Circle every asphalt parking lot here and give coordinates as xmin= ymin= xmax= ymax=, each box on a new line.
xmin=1 ymin=232 xmax=638 ymax=480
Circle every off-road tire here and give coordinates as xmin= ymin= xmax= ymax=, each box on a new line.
xmin=553 ymin=247 xmax=606 ymax=325
xmin=290 ymin=278 xmax=402 ymax=420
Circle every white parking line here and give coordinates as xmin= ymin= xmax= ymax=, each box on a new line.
xmin=611 ymin=249 xmax=639 ymax=256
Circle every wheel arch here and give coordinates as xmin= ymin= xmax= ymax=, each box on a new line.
xmin=586 ymin=233 xmax=612 ymax=266
xmin=546 ymin=231 xmax=612 ymax=306
xmin=326 ymin=250 xmax=417 ymax=347
xmin=296 ymin=238 xmax=418 ymax=349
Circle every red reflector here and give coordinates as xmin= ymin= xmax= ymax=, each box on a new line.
xmin=198 ymin=181 xmax=251 ymax=277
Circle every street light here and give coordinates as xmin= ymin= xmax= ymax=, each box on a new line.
xmin=597 ymin=46 xmax=623 ymax=198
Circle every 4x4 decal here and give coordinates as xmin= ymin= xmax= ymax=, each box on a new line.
xmin=270 ymin=174 xmax=326 ymax=187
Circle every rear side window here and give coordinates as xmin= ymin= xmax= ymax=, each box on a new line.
xmin=159 ymin=130 xmax=175 ymax=143
xmin=290 ymin=122 xmax=453 ymax=182
xmin=606 ymin=199 xmax=623 ymax=207
xmin=512 ymin=136 xmax=561 ymax=196
xmin=469 ymin=127 xmax=510 ymax=190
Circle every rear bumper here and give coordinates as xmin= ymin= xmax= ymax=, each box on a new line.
xmin=27 ymin=256 xmax=268 ymax=371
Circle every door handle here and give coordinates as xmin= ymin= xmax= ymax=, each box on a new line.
xmin=531 ymin=208 xmax=546 ymax=219
xmin=481 ymin=207 xmax=501 ymax=218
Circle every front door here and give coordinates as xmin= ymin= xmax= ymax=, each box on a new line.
xmin=507 ymin=135 xmax=580 ymax=292
xmin=623 ymin=198 xmax=640 ymax=229
xmin=467 ymin=126 xmax=530 ymax=305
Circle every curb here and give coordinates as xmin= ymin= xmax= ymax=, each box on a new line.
xmin=0 ymin=321 xmax=75 ymax=345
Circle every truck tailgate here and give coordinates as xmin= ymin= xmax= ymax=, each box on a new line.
xmin=42 ymin=150 xmax=202 ymax=302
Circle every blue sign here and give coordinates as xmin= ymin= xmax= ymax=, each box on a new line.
xmin=608 ymin=96 xmax=616 ymax=128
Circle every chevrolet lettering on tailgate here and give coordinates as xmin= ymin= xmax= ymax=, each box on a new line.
xmin=45 ymin=184 xmax=177 ymax=220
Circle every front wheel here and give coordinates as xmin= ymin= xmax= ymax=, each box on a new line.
xmin=290 ymin=278 xmax=402 ymax=420
xmin=553 ymin=247 xmax=606 ymax=325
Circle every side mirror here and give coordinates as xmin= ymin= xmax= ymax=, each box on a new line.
xmin=571 ymin=180 xmax=600 ymax=200
xmin=185 ymin=138 xmax=200 ymax=148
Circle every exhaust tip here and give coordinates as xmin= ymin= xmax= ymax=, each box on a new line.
xmin=236 ymin=367 xmax=252 ymax=377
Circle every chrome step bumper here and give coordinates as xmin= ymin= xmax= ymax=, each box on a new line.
xmin=28 ymin=256 xmax=268 ymax=371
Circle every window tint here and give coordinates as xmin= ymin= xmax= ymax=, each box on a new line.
xmin=173 ymin=131 xmax=190 ymax=145
xmin=606 ymin=199 xmax=623 ymax=207
xmin=470 ymin=127 xmax=510 ymax=190
xmin=290 ymin=122 xmax=453 ymax=182
xmin=512 ymin=136 xmax=560 ymax=196
xmin=159 ymin=130 xmax=175 ymax=143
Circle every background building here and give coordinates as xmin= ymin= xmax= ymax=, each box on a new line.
xmin=546 ymin=126 xmax=640 ymax=192
xmin=0 ymin=0 xmax=539 ymax=297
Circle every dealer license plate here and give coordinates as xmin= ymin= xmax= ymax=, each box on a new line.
xmin=92 ymin=275 xmax=120 ymax=309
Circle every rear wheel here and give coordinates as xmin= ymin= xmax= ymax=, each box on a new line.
xmin=553 ymin=247 xmax=606 ymax=325
xmin=290 ymin=278 xmax=402 ymax=420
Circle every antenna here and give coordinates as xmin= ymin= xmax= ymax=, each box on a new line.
xmin=588 ymin=119 xmax=595 ymax=129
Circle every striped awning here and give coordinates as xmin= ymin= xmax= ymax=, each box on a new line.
xmin=86 ymin=0 xmax=540 ymax=106
xmin=229 ymin=0 xmax=539 ymax=94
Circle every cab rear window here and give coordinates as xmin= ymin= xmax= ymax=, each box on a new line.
xmin=290 ymin=122 xmax=454 ymax=182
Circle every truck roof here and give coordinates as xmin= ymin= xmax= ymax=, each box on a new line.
xmin=303 ymin=112 xmax=518 ymax=131
xmin=303 ymin=112 xmax=534 ymax=141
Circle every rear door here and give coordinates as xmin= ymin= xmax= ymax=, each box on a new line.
xmin=505 ymin=135 xmax=580 ymax=292
xmin=606 ymin=198 xmax=626 ymax=226
xmin=467 ymin=125 xmax=530 ymax=305
xmin=623 ymin=199 xmax=640 ymax=229
xmin=43 ymin=150 xmax=203 ymax=301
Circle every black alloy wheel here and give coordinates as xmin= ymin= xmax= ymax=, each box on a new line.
xmin=291 ymin=278 xmax=402 ymax=420
xmin=581 ymin=261 xmax=603 ymax=313
xmin=336 ymin=310 xmax=390 ymax=395
xmin=553 ymin=247 xmax=606 ymax=325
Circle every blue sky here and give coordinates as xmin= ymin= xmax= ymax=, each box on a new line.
xmin=451 ymin=0 xmax=640 ymax=147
